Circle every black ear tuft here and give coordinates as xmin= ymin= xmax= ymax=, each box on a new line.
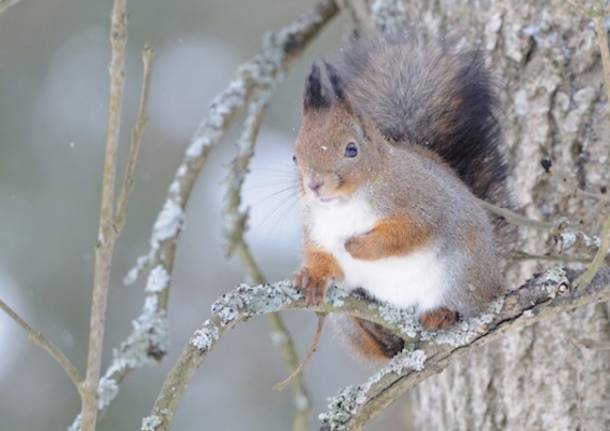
xmin=323 ymin=60 xmax=345 ymax=101
xmin=304 ymin=63 xmax=330 ymax=111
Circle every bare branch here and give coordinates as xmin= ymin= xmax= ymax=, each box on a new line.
xmin=0 ymin=298 xmax=83 ymax=391
xmin=77 ymin=1 xmax=340 ymax=426
xmin=0 ymin=0 xmax=22 ymax=14
xmin=114 ymin=46 xmax=154 ymax=234
xmin=511 ymin=250 xmax=592 ymax=263
xmin=144 ymin=266 xmax=610 ymax=431
xmin=80 ymin=0 xmax=128 ymax=429
xmin=477 ymin=198 xmax=562 ymax=230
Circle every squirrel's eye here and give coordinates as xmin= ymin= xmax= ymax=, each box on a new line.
xmin=344 ymin=142 xmax=358 ymax=158
xmin=292 ymin=155 xmax=297 ymax=164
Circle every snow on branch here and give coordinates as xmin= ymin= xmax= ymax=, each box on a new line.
xmin=143 ymin=266 xmax=610 ymax=431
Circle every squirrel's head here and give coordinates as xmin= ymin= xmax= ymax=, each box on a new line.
xmin=294 ymin=61 xmax=388 ymax=204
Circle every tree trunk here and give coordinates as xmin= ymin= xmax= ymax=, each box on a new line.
xmin=397 ymin=1 xmax=610 ymax=430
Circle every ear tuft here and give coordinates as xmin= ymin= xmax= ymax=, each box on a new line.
xmin=323 ymin=60 xmax=344 ymax=101
xmin=304 ymin=63 xmax=330 ymax=111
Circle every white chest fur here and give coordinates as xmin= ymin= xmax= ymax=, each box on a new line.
xmin=307 ymin=197 xmax=447 ymax=311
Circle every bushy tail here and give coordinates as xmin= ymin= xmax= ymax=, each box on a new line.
xmin=333 ymin=34 xmax=509 ymax=205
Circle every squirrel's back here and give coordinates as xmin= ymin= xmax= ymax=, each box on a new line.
xmin=334 ymin=35 xmax=508 ymax=206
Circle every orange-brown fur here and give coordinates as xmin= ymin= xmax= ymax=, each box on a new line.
xmin=420 ymin=307 xmax=460 ymax=330
xmin=344 ymin=216 xmax=431 ymax=261
xmin=293 ymin=242 xmax=343 ymax=305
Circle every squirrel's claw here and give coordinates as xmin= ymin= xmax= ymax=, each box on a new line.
xmin=293 ymin=267 xmax=327 ymax=307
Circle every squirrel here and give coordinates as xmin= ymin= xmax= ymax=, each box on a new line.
xmin=291 ymin=34 xmax=511 ymax=362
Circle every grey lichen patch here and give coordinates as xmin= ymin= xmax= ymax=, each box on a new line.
xmin=151 ymin=199 xmax=184 ymax=248
xmin=533 ymin=266 xmax=569 ymax=300
xmin=141 ymin=414 xmax=162 ymax=431
xmin=146 ymin=265 xmax=170 ymax=293
xmin=325 ymin=284 xmax=349 ymax=307
xmin=378 ymin=302 xmax=419 ymax=338
xmin=320 ymin=349 xmax=427 ymax=430
xmin=319 ymin=385 xmax=360 ymax=430
xmin=97 ymin=376 xmax=119 ymax=409
xmin=210 ymin=280 xmax=302 ymax=326
xmin=123 ymin=254 xmax=150 ymax=286
xmin=190 ymin=320 xmax=220 ymax=351
xmin=422 ymin=298 xmax=505 ymax=347
xmin=103 ymin=296 xmax=169 ymax=381
xmin=541 ymin=266 xmax=568 ymax=284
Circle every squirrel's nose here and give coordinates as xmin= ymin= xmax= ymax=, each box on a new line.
xmin=308 ymin=178 xmax=324 ymax=193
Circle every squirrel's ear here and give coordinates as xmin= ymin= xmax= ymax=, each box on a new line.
xmin=303 ymin=63 xmax=330 ymax=111
xmin=323 ymin=60 xmax=344 ymax=101
xmin=323 ymin=60 xmax=355 ymax=114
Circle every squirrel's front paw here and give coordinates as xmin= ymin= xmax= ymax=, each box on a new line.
xmin=292 ymin=267 xmax=329 ymax=307
xmin=419 ymin=307 xmax=459 ymax=330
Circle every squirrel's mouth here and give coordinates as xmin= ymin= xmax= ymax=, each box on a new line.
xmin=318 ymin=196 xmax=337 ymax=203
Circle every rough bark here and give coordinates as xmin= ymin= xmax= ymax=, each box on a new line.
xmin=403 ymin=1 xmax=610 ymax=430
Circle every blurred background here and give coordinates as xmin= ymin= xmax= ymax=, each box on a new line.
xmin=0 ymin=1 xmax=408 ymax=429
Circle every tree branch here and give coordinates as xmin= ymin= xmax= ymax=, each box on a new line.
xmin=142 ymin=265 xmax=610 ymax=430
xmin=0 ymin=298 xmax=83 ymax=391
xmin=80 ymin=1 xmax=128 ymax=429
xmin=114 ymin=46 xmax=154 ymax=234
xmin=79 ymin=1 xmax=340 ymax=426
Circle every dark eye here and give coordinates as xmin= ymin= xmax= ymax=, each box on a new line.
xmin=292 ymin=155 xmax=297 ymax=164
xmin=344 ymin=142 xmax=358 ymax=158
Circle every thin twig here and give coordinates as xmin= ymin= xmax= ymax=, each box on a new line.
xmin=511 ymin=250 xmax=592 ymax=263
xmin=478 ymin=198 xmax=560 ymax=229
xmin=0 ymin=0 xmax=22 ymax=14
xmin=144 ymin=266 xmax=610 ymax=431
xmin=0 ymin=298 xmax=83 ymax=390
xmin=222 ymin=93 xmax=314 ymax=429
xmin=81 ymin=1 xmax=128 ymax=430
xmin=114 ymin=46 xmax=154 ymax=234
xmin=77 ymin=2 xmax=339 ymax=427
xmin=575 ymin=188 xmax=610 ymax=203
xmin=273 ymin=314 xmax=326 ymax=392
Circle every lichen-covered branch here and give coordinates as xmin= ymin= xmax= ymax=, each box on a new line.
xmin=84 ymin=0 xmax=339 ymax=426
xmin=80 ymin=1 xmax=128 ymax=429
xmin=144 ymin=266 xmax=610 ymax=431
xmin=318 ymin=266 xmax=610 ymax=429
xmin=0 ymin=298 xmax=83 ymax=391
xmin=222 ymin=93 xmax=313 ymax=430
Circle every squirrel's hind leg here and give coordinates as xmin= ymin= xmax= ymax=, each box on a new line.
xmin=332 ymin=314 xmax=404 ymax=362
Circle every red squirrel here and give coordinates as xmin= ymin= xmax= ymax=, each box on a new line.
xmin=291 ymin=35 xmax=510 ymax=361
